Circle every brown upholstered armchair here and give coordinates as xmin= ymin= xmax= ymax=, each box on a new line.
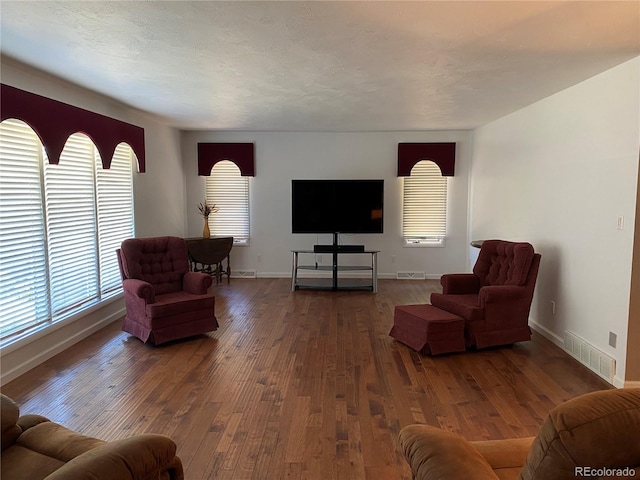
xmin=1 ymin=394 xmax=184 ymax=480
xmin=399 ymin=388 xmax=640 ymax=480
xmin=430 ymin=239 xmax=541 ymax=349
xmin=117 ymin=236 xmax=218 ymax=345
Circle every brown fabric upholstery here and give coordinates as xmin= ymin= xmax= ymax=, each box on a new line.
xmin=0 ymin=394 xmax=184 ymax=480
xmin=118 ymin=236 xmax=218 ymax=345
xmin=399 ymin=424 xmax=501 ymax=480
xmin=430 ymin=240 xmax=540 ymax=349
xmin=2 ymin=395 xmax=22 ymax=452
xmin=520 ymin=388 xmax=640 ymax=480
xmin=399 ymin=388 xmax=640 ymax=480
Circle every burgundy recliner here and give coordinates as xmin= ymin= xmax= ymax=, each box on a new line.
xmin=430 ymin=239 xmax=541 ymax=349
xmin=117 ymin=236 xmax=218 ymax=345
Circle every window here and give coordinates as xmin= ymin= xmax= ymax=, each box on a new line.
xmin=205 ymin=160 xmax=250 ymax=244
xmin=96 ymin=143 xmax=135 ymax=295
xmin=0 ymin=119 xmax=50 ymax=341
xmin=0 ymin=119 xmax=134 ymax=345
xmin=402 ymin=160 xmax=447 ymax=246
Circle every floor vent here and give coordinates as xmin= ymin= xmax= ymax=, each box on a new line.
xmin=564 ymin=330 xmax=615 ymax=384
xmin=396 ymin=271 xmax=426 ymax=280
xmin=233 ymin=270 xmax=257 ymax=279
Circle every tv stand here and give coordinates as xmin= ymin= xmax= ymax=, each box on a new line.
xmin=314 ymin=244 xmax=365 ymax=253
xmin=291 ymin=245 xmax=378 ymax=292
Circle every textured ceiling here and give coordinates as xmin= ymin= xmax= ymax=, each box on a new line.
xmin=1 ymin=1 xmax=639 ymax=131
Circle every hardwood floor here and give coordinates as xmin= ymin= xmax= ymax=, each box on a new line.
xmin=2 ymin=278 xmax=610 ymax=479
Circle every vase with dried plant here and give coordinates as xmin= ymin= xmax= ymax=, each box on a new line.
xmin=197 ymin=201 xmax=218 ymax=239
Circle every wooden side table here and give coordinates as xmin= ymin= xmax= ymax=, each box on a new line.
xmin=185 ymin=237 xmax=233 ymax=284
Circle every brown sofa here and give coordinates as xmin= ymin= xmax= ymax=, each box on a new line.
xmin=1 ymin=394 xmax=184 ymax=480
xmin=399 ymin=388 xmax=640 ymax=480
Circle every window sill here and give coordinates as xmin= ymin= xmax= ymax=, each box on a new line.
xmin=403 ymin=238 xmax=446 ymax=248
xmin=0 ymin=291 xmax=123 ymax=353
xmin=233 ymin=238 xmax=250 ymax=247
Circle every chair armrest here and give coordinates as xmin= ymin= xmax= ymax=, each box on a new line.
xmin=123 ymin=278 xmax=155 ymax=303
xmin=43 ymin=434 xmax=184 ymax=480
xmin=471 ymin=437 xmax=534 ymax=470
xmin=17 ymin=414 xmax=50 ymax=431
xmin=183 ymin=271 xmax=212 ymax=294
xmin=478 ymin=285 xmax=527 ymax=305
xmin=17 ymin=421 xmax=106 ymax=460
xmin=399 ymin=425 xmax=499 ymax=480
xmin=440 ymin=274 xmax=480 ymax=295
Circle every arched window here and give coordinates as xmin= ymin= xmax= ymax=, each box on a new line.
xmin=206 ymin=160 xmax=250 ymax=244
xmin=0 ymin=119 xmax=135 ymax=345
xmin=96 ymin=143 xmax=135 ymax=294
xmin=402 ymin=160 xmax=447 ymax=246
xmin=0 ymin=119 xmax=50 ymax=340
xmin=43 ymin=132 xmax=100 ymax=314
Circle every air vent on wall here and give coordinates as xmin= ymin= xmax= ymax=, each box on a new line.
xmin=564 ymin=330 xmax=615 ymax=384
xmin=396 ymin=271 xmax=426 ymax=280
xmin=233 ymin=270 xmax=257 ymax=279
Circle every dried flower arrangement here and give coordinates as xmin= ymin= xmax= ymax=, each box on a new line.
xmin=197 ymin=201 xmax=218 ymax=217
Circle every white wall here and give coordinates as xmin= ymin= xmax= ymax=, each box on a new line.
xmin=181 ymin=131 xmax=472 ymax=278
xmin=470 ymin=57 xmax=640 ymax=386
xmin=0 ymin=57 xmax=186 ymax=384
xmin=7 ymin=52 xmax=636 ymax=386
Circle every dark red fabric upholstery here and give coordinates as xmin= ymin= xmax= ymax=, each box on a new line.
xmin=118 ymin=236 xmax=218 ymax=345
xmin=473 ymin=240 xmax=535 ymax=287
xmin=390 ymin=304 xmax=465 ymax=355
xmin=120 ymin=236 xmax=190 ymax=295
xmin=431 ymin=240 xmax=541 ymax=349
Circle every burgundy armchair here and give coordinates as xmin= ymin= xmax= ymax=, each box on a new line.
xmin=117 ymin=236 xmax=218 ymax=345
xmin=430 ymin=240 xmax=541 ymax=349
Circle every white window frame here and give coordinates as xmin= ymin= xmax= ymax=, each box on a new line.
xmin=0 ymin=119 xmax=135 ymax=346
xmin=402 ymin=160 xmax=448 ymax=247
xmin=205 ymin=160 xmax=250 ymax=245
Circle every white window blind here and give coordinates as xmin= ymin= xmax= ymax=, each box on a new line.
xmin=0 ymin=119 xmax=50 ymax=339
xmin=0 ymin=120 xmax=135 ymax=345
xmin=402 ymin=160 xmax=447 ymax=245
xmin=96 ymin=143 xmax=134 ymax=295
xmin=206 ymin=160 xmax=250 ymax=244
xmin=43 ymin=134 xmax=99 ymax=316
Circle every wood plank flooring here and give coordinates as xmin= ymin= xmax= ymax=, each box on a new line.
xmin=2 ymin=278 xmax=611 ymax=479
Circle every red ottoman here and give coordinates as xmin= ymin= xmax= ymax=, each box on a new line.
xmin=390 ymin=304 xmax=465 ymax=355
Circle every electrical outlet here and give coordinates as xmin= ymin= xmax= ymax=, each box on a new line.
xmin=550 ymin=301 xmax=556 ymax=315
xmin=609 ymin=331 xmax=617 ymax=348
xmin=391 ymin=255 xmax=396 ymax=264
xmin=617 ymin=215 xmax=624 ymax=230
xmin=257 ymin=254 xmax=262 ymax=263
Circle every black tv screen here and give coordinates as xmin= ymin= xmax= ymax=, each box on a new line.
xmin=291 ymin=180 xmax=384 ymax=234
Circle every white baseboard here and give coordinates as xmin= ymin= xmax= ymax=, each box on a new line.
xmin=530 ymin=319 xmax=627 ymax=387
xmin=529 ymin=318 xmax=565 ymax=348
xmin=1 ymin=307 xmax=124 ymax=386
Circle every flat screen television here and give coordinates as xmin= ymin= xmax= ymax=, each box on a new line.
xmin=291 ymin=179 xmax=384 ymax=234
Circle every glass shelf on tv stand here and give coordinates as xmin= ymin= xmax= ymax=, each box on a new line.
xmin=291 ymin=250 xmax=378 ymax=293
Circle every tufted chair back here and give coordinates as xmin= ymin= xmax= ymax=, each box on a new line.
xmin=119 ymin=236 xmax=190 ymax=295
xmin=473 ymin=239 xmax=535 ymax=287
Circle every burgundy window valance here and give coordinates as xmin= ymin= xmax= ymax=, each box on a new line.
xmin=198 ymin=143 xmax=255 ymax=176
xmin=397 ymin=142 xmax=456 ymax=176
xmin=1 ymin=84 xmax=146 ymax=172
